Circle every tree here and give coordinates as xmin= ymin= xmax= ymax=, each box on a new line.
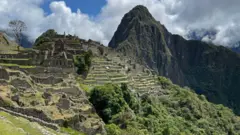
xmin=8 ymin=20 xmax=27 ymax=50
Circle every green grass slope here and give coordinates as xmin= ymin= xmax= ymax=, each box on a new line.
xmin=0 ymin=111 xmax=85 ymax=135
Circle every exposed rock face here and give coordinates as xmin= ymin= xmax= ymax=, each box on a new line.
xmin=31 ymin=76 xmax=63 ymax=85
xmin=109 ymin=5 xmax=185 ymax=85
xmin=42 ymin=92 xmax=51 ymax=99
xmin=10 ymin=79 xmax=31 ymax=89
xmin=0 ymin=68 xmax=9 ymax=80
xmin=109 ymin=5 xmax=240 ymax=114
xmin=57 ymin=98 xmax=71 ymax=110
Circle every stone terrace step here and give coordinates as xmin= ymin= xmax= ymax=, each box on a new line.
xmin=108 ymin=74 xmax=126 ymax=78
xmin=96 ymin=80 xmax=112 ymax=84
xmin=112 ymin=80 xmax=129 ymax=84
xmin=90 ymin=71 xmax=106 ymax=74
xmin=84 ymin=80 xmax=97 ymax=84
xmin=110 ymin=76 xmax=128 ymax=80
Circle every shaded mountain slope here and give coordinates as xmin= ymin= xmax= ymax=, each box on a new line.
xmin=109 ymin=5 xmax=240 ymax=114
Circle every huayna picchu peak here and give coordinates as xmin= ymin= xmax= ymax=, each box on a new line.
xmin=109 ymin=5 xmax=240 ymax=116
xmin=1 ymin=4 xmax=240 ymax=135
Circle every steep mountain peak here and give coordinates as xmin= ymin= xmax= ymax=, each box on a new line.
xmin=125 ymin=5 xmax=155 ymax=21
xmin=109 ymin=4 xmax=240 ymax=115
xmin=109 ymin=5 xmax=167 ymax=50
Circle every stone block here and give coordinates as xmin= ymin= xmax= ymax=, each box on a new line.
xmin=57 ymin=98 xmax=71 ymax=110
xmin=10 ymin=79 xmax=31 ymax=89
xmin=0 ymin=68 xmax=9 ymax=80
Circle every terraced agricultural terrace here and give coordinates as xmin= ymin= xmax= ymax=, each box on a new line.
xmin=0 ymin=33 xmax=108 ymax=135
xmin=84 ymin=55 xmax=162 ymax=96
xmin=0 ymin=28 xmax=170 ymax=135
xmin=0 ymin=30 xmax=164 ymax=134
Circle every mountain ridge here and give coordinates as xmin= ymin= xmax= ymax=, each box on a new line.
xmin=109 ymin=5 xmax=240 ymax=114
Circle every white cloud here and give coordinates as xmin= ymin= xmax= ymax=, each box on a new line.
xmin=0 ymin=0 xmax=240 ymax=47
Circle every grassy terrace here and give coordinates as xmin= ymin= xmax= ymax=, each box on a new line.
xmin=0 ymin=63 xmax=36 ymax=68
xmin=0 ymin=111 xmax=58 ymax=135
xmin=0 ymin=58 xmax=30 ymax=60
xmin=0 ymin=111 xmax=85 ymax=135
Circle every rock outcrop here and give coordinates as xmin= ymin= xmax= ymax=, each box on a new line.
xmin=0 ymin=68 xmax=9 ymax=80
xmin=109 ymin=5 xmax=240 ymax=114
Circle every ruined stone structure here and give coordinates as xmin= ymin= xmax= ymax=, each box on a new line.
xmin=31 ymin=75 xmax=63 ymax=85
xmin=0 ymin=35 xmax=106 ymax=135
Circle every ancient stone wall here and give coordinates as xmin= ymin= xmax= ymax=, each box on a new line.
xmin=0 ymin=53 xmax=34 ymax=59
xmin=10 ymin=79 xmax=32 ymax=89
xmin=31 ymin=75 xmax=63 ymax=85
xmin=0 ymin=68 xmax=9 ymax=80
xmin=42 ymin=59 xmax=74 ymax=68
xmin=52 ymin=87 xmax=82 ymax=96
xmin=67 ymin=50 xmax=85 ymax=55
xmin=0 ymin=59 xmax=32 ymax=65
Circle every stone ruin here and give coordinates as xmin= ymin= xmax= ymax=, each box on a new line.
xmin=0 ymin=68 xmax=9 ymax=80
xmin=0 ymin=35 xmax=107 ymax=135
xmin=31 ymin=75 xmax=63 ymax=85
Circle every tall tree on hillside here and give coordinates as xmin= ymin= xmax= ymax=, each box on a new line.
xmin=8 ymin=20 xmax=27 ymax=51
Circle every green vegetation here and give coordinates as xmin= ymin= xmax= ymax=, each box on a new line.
xmin=0 ymin=111 xmax=85 ymax=135
xmin=73 ymin=50 xmax=93 ymax=74
xmin=33 ymin=29 xmax=57 ymax=49
xmin=89 ymin=78 xmax=240 ymax=135
xmin=76 ymin=77 xmax=91 ymax=93
xmin=60 ymin=127 xmax=86 ymax=135
xmin=0 ymin=111 xmax=58 ymax=135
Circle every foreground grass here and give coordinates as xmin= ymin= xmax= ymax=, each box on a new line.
xmin=0 ymin=111 xmax=58 ymax=135
xmin=0 ymin=111 xmax=85 ymax=135
xmin=61 ymin=127 xmax=86 ymax=135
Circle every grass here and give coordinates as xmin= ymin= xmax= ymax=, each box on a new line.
xmin=0 ymin=121 xmax=26 ymax=135
xmin=0 ymin=111 xmax=86 ymax=135
xmin=0 ymin=63 xmax=36 ymax=68
xmin=0 ymin=58 xmax=30 ymax=60
xmin=0 ymin=111 xmax=60 ymax=135
xmin=20 ymin=91 xmax=45 ymax=107
xmin=60 ymin=127 xmax=86 ymax=135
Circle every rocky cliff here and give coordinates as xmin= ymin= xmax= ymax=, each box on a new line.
xmin=109 ymin=5 xmax=240 ymax=114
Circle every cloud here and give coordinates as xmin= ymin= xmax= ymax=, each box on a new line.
xmin=0 ymin=0 xmax=239 ymax=47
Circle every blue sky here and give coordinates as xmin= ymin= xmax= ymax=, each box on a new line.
xmin=41 ymin=0 xmax=106 ymax=16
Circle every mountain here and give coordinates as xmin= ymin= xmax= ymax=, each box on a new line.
xmin=232 ymin=42 xmax=240 ymax=53
xmin=109 ymin=5 xmax=240 ymax=114
xmin=1 ymin=25 xmax=240 ymax=134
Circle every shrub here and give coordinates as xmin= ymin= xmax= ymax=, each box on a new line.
xmin=89 ymin=84 xmax=127 ymax=123
xmin=73 ymin=50 xmax=93 ymax=74
xmin=105 ymin=124 xmax=121 ymax=135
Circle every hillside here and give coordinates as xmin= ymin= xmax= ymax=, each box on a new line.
xmin=109 ymin=5 xmax=240 ymax=115
xmin=0 ymin=111 xmax=84 ymax=135
xmin=0 ymin=6 xmax=240 ymax=135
